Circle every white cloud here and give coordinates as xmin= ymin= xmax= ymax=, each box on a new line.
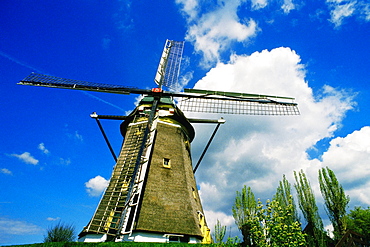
xmin=282 ymin=0 xmax=295 ymax=13
xmin=319 ymin=126 xmax=370 ymax=204
xmin=186 ymin=47 xmax=357 ymax=227
xmin=176 ymin=0 xmax=199 ymax=22
xmin=38 ymin=143 xmax=50 ymax=154
xmin=177 ymin=0 xmax=259 ymax=67
xmin=361 ymin=2 xmax=370 ymax=21
xmin=1 ymin=168 xmax=12 ymax=175
xmin=0 ymin=217 xmax=42 ymax=235
xmin=85 ymin=175 xmax=109 ymax=197
xmin=102 ymin=37 xmax=112 ymax=50
xmin=327 ymin=0 xmax=356 ymax=27
xmin=46 ymin=217 xmax=60 ymax=221
xmin=59 ymin=157 xmax=71 ymax=166
xmin=11 ymin=152 xmax=39 ymax=165
xmin=326 ymin=0 xmax=370 ymax=27
xmin=74 ymin=131 xmax=83 ymax=142
xmin=251 ymin=0 xmax=268 ymax=10
xmin=204 ymin=210 xmax=235 ymax=235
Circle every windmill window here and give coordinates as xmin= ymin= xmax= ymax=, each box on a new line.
xmin=192 ymin=187 xmax=197 ymax=200
xmin=163 ymin=158 xmax=171 ymax=168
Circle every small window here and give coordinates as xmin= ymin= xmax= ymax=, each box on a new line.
xmin=163 ymin=158 xmax=171 ymax=168
xmin=169 ymin=236 xmax=180 ymax=243
xmin=192 ymin=187 xmax=197 ymax=200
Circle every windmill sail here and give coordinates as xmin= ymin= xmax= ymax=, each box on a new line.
xmin=18 ymin=72 xmax=151 ymax=95
xmin=177 ymin=88 xmax=299 ymax=115
xmin=154 ymin=40 xmax=184 ymax=91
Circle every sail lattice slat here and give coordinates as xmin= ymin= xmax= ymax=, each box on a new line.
xmin=83 ymin=119 xmax=147 ymax=236
xmin=177 ymin=97 xmax=299 ymax=115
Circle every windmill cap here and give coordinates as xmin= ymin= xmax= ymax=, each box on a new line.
xmin=139 ymin=96 xmax=175 ymax=106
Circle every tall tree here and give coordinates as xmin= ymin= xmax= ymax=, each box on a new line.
xmin=264 ymin=199 xmax=306 ymax=247
xmin=347 ymin=206 xmax=370 ymax=240
xmin=319 ymin=166 xmax=350 ymax=241
xmin=294 ymin=170 xmax=326 ymax=247
xmin=233 ymin=185 xmax=306 ymax=247
xmin=213 ymin=219 xmax=226 ymax=243
xmin=273 ymin=174 xmax=300 ymax=224
xmin=232 ymin=185 xmax=258 ymax=246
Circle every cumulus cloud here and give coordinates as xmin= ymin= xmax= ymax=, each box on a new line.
xmin=184 ymin=47 xmax=357 ymax=228
xmin=319 ymin=126 xmax=370 ymax=204
xmin=177 ymin=0 xmax=259 ymax=67
xmin=204 ymin=210 xmax=236 ymax=234
xmin=11 ymin=152 xmax=39 ymax=165
xmin=38 ymin=143 xmax=50 ymax=154
xmin=281 ymin=0 xmax=295 ymax=13
xmin=0 ymin=217 xmax=42 ymax=235
xmin=85 ymin=175 xmax=109 ymax=197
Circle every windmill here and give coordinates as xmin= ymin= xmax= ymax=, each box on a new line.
xmin=18 ymin=40 xmax=299 ymax=243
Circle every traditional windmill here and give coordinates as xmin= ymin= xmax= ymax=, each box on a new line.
xmin=18 ymin=40 xmax=299 ymax=243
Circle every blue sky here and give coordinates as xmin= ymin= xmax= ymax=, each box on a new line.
xmin=1 ymin=0 xmax=369 ymax=245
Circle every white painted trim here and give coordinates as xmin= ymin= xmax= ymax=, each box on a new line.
xmin=78 ymin=234 xmax=107 ymax=242
xmin=118 ymin=231 xmax=201 ymax=243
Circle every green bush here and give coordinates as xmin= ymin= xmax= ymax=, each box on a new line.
xmin=43 ymin=222 xmax=76 ymax=243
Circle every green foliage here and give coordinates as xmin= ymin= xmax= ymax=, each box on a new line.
xmin=247 ymin=199 xmax=306 ymax=247
xmin=232 ymin=185 xmax=257 ymax=245
xmin=294 ymin=170 xmax=326 ymax=247
xmin=318 ymin=166 xmax=350 ymax=241
xmin=232 ymin=185 xmax=257 ymax=228
xmin=347 ymin=206 xmax=370 ymax=239
xmin=225 ymin=235 xmax=241 ymax=246
xmin=232 ymin=184 xmax=306 ymax=247
xmin=213 ymin=219 xmax=227 ymax=243
xmin=273 ymin=175 xmax=300 ymax=224
xmin=43 ymin=221 xmax=76 ymax=243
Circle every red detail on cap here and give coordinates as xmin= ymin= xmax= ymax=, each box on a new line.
xmin=152 ymin=88 xmax=162 ymax=93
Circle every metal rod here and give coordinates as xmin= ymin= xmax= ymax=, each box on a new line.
xmin=94 ymin=118 xmax=118 ymax=162
xmin=193 ymin=121 xmax=223 ymax=173
xmin=188 ymin=118 xmax=226 ymax=124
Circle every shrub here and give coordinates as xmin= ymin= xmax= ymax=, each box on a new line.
xmin=43 ymin=221 xmax=76 ymax=242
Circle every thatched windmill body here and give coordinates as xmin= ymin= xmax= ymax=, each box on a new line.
xmin=18 ymin=40 xmax=299 ymax=243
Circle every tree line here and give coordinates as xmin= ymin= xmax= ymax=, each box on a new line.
xmin=213 ymin=167 xmax=370 ymax=246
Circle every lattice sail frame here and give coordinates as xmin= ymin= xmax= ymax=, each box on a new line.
xmin=177 ymin=97 xmax=299 ymax=115
xmin=154 ymin=40 xmax=184 ymax=91
xmin=176 ymin=88 xmax=299 ymax=115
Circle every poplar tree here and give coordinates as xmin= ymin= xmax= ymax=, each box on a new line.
xmin=213 ymin=219 xmax=227 ymax=243
xmin=273 ymin=174 xmax=300 ymax=224
xmin=319 ymin=166 xmax=350 ymax=241
xmin=294 ymin=170 xmax=326 ymax=247
xmin=232 ymin=185 xmax=258 ymax=246
xmin=233 ymin=184 xmax=306 ymax=247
